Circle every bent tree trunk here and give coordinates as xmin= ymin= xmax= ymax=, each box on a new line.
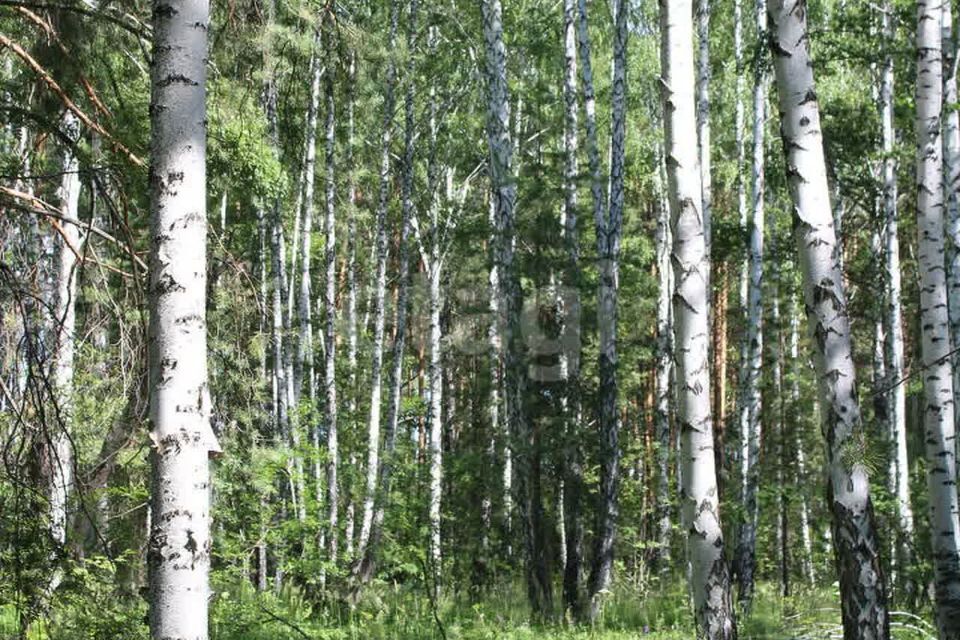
xmin=915 ymin=0 xmax=960 ymax=633
xmin=147 ymin=0 xmax=220 ymax=636
xmin=660 ymin=0 xmax=735 ymax=637
xmin=768 ymin=2 xmax=889 ymax=637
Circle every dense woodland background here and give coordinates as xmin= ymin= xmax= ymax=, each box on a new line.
xmin=1 ymin=0 xmax=960 ymax=637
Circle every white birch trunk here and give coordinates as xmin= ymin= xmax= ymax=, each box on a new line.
xmin=49 ymin=112 xmax=82 ymax=563
xmin=586 ymin=0 xmax=626 ymax=619
xmin=768 ymin=2 xmax=889 ymax=635
xmin=661 ymin=1 xmax=735 ymax=636
xmin=915 ymin=0 xmax=960 ymax=631
xmin=943 ymin=2 xmax=960 ymax=432
xmin=482 ymin=0 xmax=552 ymax=616
xmin=560 ymin=0 xmax=584 ymax=617
xmin=147 ymin=0 xmax=220 ymax=635
xmin=697 ymin=0 xmax=712 ymax=298
xmin=321 ymin=30 xmax=340 ymax=570
xmin=734 ymin=0 xmax=766 ymax=609
xmin=654 ymin=141 xmax=673 ymax=572
xmin=789 ymin=293 xmax=815 ymax=584
xmin=879 ymin=0 xmax=915 ymax=593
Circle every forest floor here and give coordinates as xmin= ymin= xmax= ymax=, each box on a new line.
xmin=1 ymin=578 xmax=938 ymax=639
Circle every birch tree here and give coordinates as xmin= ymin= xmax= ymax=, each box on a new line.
xmin=146 ymin=0 xmax=220 ymax=635
xmin=734 ymin=0 xmax=766 ymax=610
xmin=560 ymin=0 xmax=584 ymax=617
xmin=49 ymin=112 xmax=83 ymax=578
xmin=660 ymin=0 xmax=735 ymax=636
xmin=915 ymin=0 xmax=960 ymax=632
xmin=768 ymin=1 xmax=889 ymax=636
xmin=585 ymin=0 xmax=626 ymax=619
xmin=481 ymin=0 xmax=552 ymax=616
xmin=879 ymin=0 xmax=914 ymax=595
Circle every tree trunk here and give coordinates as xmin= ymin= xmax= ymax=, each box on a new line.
xmin=788 ymin=292 xmax=815 ymax=585
xmin=878 ymin=0 xmax=914 ymax=599
xmin=697 ymin=0 xmax=712 ymax=301
xmin=49 ymin=112 xmax=83 ymax=579
xmin=661 ymin=1 xmax=736 ymax=637
xmin=481 ymin=0 xmax=552 ymax=618
xmin=146 ymin=0 xmax=220 ymax=635
xmin=944 ymin=2 xmax=960 ymax=436
xmin=357 ymin=0 xmax=403 ymax=563
xmin=586 ymin=0 xmax=626 ymax=621
xmin=734 ymin=0 xmax=766 ymax=610
xmin=654 ymin=149 xmax=673 ymax=574
xmin=768 ymin=2 xmax=889 ymax=636
xmin=560 ymin=0 xmax=584 ymax=617
xmin=915 ymin=0 xmax=960 ymax=632
xmin=321 ymin=24 xmax=340 ymax=572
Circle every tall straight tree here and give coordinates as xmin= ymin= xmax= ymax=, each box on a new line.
xmin=146 ymin=0 xmax=220 ymax=636
xmin=879 ymin=0 xmax=913 ymax=596
xmin=944 ymin=1 xmax=960 ymax=418
xmin=660 ymin=0 xmax=736 ymax=637
xmin=319 ymin=21 xmax=339 ymax=571
xmin=560 ymin=0 xmax=585 ymax=619
xmin=734 ymin=0 xmax=766 ymax=611
xmin=915 ymin=0 xmax=960 ymax=633
xmin=481 ymin=0 xmax=552 ymax=617
xmin=768 ymin=1 xmax=889 ymax=637
xmin=49 ymin=112 xmax=82 ymax=581
xmin=586 ymin=0 xmax=626 ymax=620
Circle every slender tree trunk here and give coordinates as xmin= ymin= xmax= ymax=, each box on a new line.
xmin=321 ymin=25 xmax=340 ymax=572
xmin=560 ymin=0 xmax=583 ymax=617
xmin=654 ymin=151 xmax=673 ymax=574
xmin=356 ymin=0 xmax=399 ymax=571
xmin=878 ymin=0 xmax=914 ymax=599
xmin=146 ymin=0 xmax=220 ymax=635
xmin=788 ymin=292 xmax=815 ymax=585
xmin=915 ymin=1 xmax=960 ymax=632
xmin=49 ymin=112 xmax=83 ymax=582
xmin=586 ymin=0 xmax=626 ymax=621
xmin=697 ymin=0 xmax=712 ymax=300
xmin=768 ymin=2 xmax=889 ymax=636
xmin=770 ymin=260 xmax=788 ymax=598
xmin=358 ymin=1 xmax=417 ymax=584
xmin=481 ymin=0 xmax=552 ymax=617
xmin=943 ymin=3 xmax=960 ymax=434
xmin=299 ymin=38 xmax=320 ymax=429
xmin=734 ymin=0 xmax=766 ymax=610
xmin=661 ymin=1 xmax=736 ymax=636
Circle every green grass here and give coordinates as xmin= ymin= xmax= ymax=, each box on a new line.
xmin=1 ymin=580 xmax=939 ymax=640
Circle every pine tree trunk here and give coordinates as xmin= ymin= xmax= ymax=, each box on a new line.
xmin=146 ymin=1 xmax=220 ymax=635
xmin=915 ymin=0 xmax=960 ymax=632
xmin=481 ymin=0 xmax=552 ymax=617
xmin=661 ymin=1 xmax=736 ymax=636
xmin=734 ymin=0 xmax=766 ymax=610
xmin=768 ymin=2 xmax=889 ymax=636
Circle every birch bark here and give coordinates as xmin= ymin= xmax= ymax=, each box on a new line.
xmin=769 ymin=1 xmax=889 ymax=636
xmin=147 ymin=0 xmax=220 ymax=635
xmin=915 ymin=0 xmax=960 ymax=632
xmin=660 ymin=0 xmax=735 ymax=636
